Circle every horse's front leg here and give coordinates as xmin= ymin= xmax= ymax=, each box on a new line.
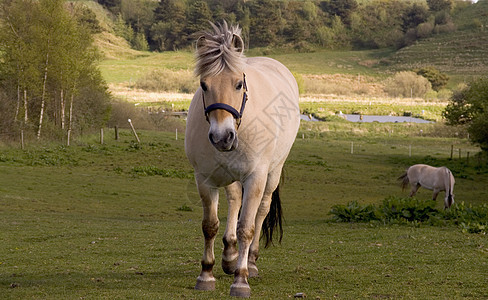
xmin=230 ymin=172 xmax=266 ymax=298
xmin=222 ymin=181 xmax=242 ymax=275
xmin=195 ymin=179 xmax=219 ymax=291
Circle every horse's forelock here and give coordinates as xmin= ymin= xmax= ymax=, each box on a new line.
xmin=195 ymin=22 xmax=244 ymax=78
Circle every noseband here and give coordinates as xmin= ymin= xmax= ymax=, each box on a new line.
xmin=202 ymin=74 xmax=248 ymax=128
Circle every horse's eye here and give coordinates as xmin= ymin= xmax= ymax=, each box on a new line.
xmin=236 ymin=81 xmax=243 ymax=90
xmin=200 ymin=81 xmax=208 ymax=91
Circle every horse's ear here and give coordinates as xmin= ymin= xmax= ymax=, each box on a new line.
xmin=196 ymin=36 xmax=206 ymax=50
xmin=231 ymin=34 xmax=244 ymax=54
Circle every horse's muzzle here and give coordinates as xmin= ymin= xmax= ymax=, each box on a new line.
xmin=209 ymin=129 xmax=238 ymax=152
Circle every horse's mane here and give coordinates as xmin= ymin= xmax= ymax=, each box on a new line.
xmin=194 ymin=21 xmax=244 ymax=78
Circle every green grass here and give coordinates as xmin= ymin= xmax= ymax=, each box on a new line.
xmin=1 ymin=127 xmax=487 ymax=298
xmin=99 ymin=51 xmax=195 ymax=84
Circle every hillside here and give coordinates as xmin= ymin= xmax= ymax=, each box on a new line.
xmin=381 ymin=0 xmax=488 ymax=80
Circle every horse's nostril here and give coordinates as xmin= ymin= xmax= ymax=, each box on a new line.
xmin=208 ymin=133 xmax=215 ymax=144
xmin=226 ymin=131 xmax=235 ymax=143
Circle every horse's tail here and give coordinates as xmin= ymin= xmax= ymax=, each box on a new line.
xmin=445 ymin=168 xmax=455 ymax=207
xmin=262 ymin=185 xmax=283 ymax=248
xmin=398 ymin=170 xmax=409 ymax=191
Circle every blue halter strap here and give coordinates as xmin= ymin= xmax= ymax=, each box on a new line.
xmin=203 ymin=74 xmax=248 ymax=128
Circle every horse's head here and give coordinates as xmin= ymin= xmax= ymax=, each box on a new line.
xmin=195 ymin=22 xmax=246 ymax=152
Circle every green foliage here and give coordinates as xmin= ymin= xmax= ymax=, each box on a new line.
xmin=0 ymin=0 xmax=110 ymax=139
xmin=444 ymin=77 xmax=488 ymax=151
xmin=330 ymin=201 xmax=378 ymax=222
xmin=330 ymin=198 xmax=488 ymax=234
xmin=379 ymin=196 xmax=437 ymax=223
xmin=414 ymin=66 xmax=449 ymax=91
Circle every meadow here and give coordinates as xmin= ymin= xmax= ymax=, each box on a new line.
xmin=1 ymin=126 xmax=487 ymax=299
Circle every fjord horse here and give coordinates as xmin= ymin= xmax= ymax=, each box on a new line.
xmin=399 ymin=164 xmax=455 ymax=208
xmin=185 ymin=22 xmax=300 ymax=297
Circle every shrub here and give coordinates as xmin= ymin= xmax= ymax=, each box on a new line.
xmin=329 ymin=198 xmax=488 ymax=234
xmin=379 ymin=196 xmax=437 ymax=223
xmin=414 ymin=66 xmax=449 ymax=92
xmin=384 ymin=71 xmax=432 ymax=98
xmin=329 ymin=201 xmax=378 ymax=223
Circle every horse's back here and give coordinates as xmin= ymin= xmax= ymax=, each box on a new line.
xmin=408 ymin=164 xmax=449 ymax=191
xmin=244 ymin=57 xmax=299 ymax=100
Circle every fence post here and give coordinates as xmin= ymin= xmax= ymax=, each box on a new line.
xmin=458 ymin=148 xmax=461 ymax=159
xmin=128 ymin=119 xmax=140 ymax=143
xmin=67 ymin=129 xmax=71 ymax=146
xmin=176 ymin=128 xmax=178 ymax=140
xmin=115 ymin=125 xmax=119 ymax=141
xmin=450 ymin=145 xmax=454 ymax=160
xmin=351 ymin=142 xmax=354 ymax=154
xmin=409 ymin=145 xmax=411 ymax=157
xmin=100 ymin=128 xmax=104 ymax=145
xmin=467 ymin=152 xmax=470 ymax=165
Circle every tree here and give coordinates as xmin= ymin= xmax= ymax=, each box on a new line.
xmin=444 ymin=77 xmax=488 ymax=151
xmin=402 ymin=3 xmax=430 ymax=32
xmin=186 ymin=0 xmax=213 ymax=36
xmin=320 ymin=0 xmax=358 ymax=27
xmin=248 ymin=0 xmax=282 ymax=47
xmin=0 ymin=0 xmax=110 ymax=139
xmin=427 ymin=0 xmax=452 ymax=12
xmin=152 ymin=0 xmax=187 ymax=50
xmin=414 ymin=67 xmax=449 ymax=92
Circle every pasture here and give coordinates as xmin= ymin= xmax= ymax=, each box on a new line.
xmin=1 ymin=127 xmax=487 ymax=299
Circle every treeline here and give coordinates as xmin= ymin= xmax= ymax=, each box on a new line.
xmin=98 ymin=0 xmax=467 ymax=51
xmin=0 ymin=0 xmax=111 ymax=140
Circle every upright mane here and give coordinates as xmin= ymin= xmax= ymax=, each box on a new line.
xmin=195 ymin=22 xmax=245 ymax=78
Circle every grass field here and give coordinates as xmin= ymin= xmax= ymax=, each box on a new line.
xmin=1 ymin=128 xmax=487 ymax=299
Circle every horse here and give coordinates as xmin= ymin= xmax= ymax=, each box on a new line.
xmin=398 ymin=164 xmax=455 ymax=208
xmin=184 ymin=22 xmax=300 ymax=297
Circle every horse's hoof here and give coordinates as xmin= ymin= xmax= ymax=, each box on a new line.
xmin=195 ymin=277 xmax=215 ymax=291
xmin=222 ymin=258 xmax=238 ymax=275
xmin=230 ymin=283 xmax=251 ymax=298
xmin=248 ymin=264 xmax=259 ymax=278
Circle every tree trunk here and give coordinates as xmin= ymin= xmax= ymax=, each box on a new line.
xmin=37 ymin=46 xmax=49 ymax=140
xmin=23 ymin=89 xmax=28 ymax=123
xmin=61 ymin=88 xmax=65 ymax=130
xmin=69 ymin=93 xmax=73 ymax=131
xmin=15 ymin=84 xmax=20 ymax=122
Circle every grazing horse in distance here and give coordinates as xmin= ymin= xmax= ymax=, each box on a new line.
xmin=185 ymin=22 xmax=300 ymax=297
xmin=399 ymin=164 xmax=455 ymax=208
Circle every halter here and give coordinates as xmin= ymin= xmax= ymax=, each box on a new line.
xmin=202 ymin=74 xmax=248 ymax=128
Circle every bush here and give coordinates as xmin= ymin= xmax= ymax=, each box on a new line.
xmin=384 ymin=71 xmax=432 ymax=98
xmin=414 ymin=66 xmax=449 ymax=92
xmin=329 ymin=198 xmax=488 ymax=234
xmin=135 ymin=69 xmax=198 ymax=93
xmin=329 ymin=201 xmax=378 ymax=223
xmin=379 ymin=196 xmax=437 ymax=223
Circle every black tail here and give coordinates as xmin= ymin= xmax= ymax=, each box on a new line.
xmin=398 ymin=171 xmax=409 ymax=191
xmin=261 ymin=185 xmax=283 ymax=248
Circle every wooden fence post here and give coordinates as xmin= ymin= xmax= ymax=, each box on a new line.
xmin=100 ymin=128 xmax=104 ymax=145
xmin=67 ymin=129 xmax=71 ymax=146
xmin=115 ymin=125 xmax=119 ymax=141
xmin=128 ymin=119 xmax=140 ymax=143
xmin=450 ymin=145 xmax=454 ymax=160
xmin=467 ymin=152 xmax=470 ymax=165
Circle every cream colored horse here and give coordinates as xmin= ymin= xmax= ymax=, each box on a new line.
xmin=399 ymin=164 xmax=455 ymax=208
xmin=185 ymin=22 xmax=300 ymax=298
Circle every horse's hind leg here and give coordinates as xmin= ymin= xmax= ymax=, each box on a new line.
xmin=410 ymin=183 xmax=420 ymax=197
xmin=230 ymin=171 xmax=267 ymax=298
xmin=222 ymin=182 xmax=242 ymax=275
xmin=432 ymin=189 xmax=440 ymax=201
xmin=195 ymin=178 xmax=219 ymax=291
xmin=247 ymin=168 xmax=282 ymax=278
